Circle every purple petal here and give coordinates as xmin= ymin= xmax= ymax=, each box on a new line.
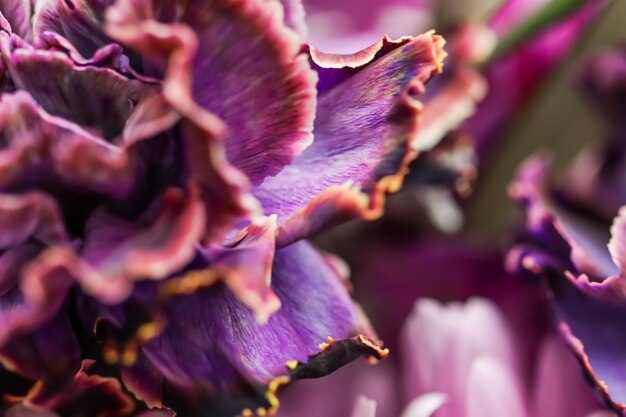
xmin=13 ymin=360 xmax=135 ymax=416
xmin=274 ymin=0 xmax=307 ymax=38
xmin=106 ymin=0 xmax=318 ymax=186
xmin=254 ymin=33 xmax=446 ymax=245
xmin=468 ymin=2 xmax=607 ymax=157
xmin=207 ymin=215 xmax=281 ymax=322
xmin=105 ymin=1 xmax=265 ymax=240
xmin=93 ymin=241 xmax=384 ymax=413
xmin=1 ymin=36 xmax=151 ymax=141
xmin=510 ymin=155 xmax=619 ymax=280
xmin=0 ymin=310 xmax=79 ymax=396
xmin=0 ymin=192 xmax=74 ymax=346
xmin=77 ymin=186 xmax=205 ymax=303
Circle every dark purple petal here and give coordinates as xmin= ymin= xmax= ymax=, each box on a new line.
xmin=579 ymin=45 xmax=626 ymax=127
xmin=468 ymin=2 xmax=607 ymax=157
xmin=0 ymin=91 xmax=139 ymax=199
xmin=107 ymin=0 xmax=318 ymax=186
xmin=513 ymin=253 xmax=626 ymax=413
xmin=510 ymin=155 xmax=619 ymax=280
xmin=0 ymin=310 xmax=79 ymax=395
xmin=254 ymin=32 xmax=446 ymax=246
xmin=11 ymin=360 xmax=135 ymax=416
xmin=77 ymin=186 xmax=205 ymax=303
xmin=0 ymin=192 xmax=75 ymax=346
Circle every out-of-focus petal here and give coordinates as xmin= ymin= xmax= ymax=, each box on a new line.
xmin=401 ymin=298 xmax=516 ymax=416
xmin=351 ymin=396 xmax=376 ymax=417
xmin=0 ymin=0 xmax=31 ymax=38
xmin=510 ymin=155 xmax=619 ymax=280
xmin=512 ymin=250 xmax=626 ymax=413
xmin=9 ymin=360 xmax=134 ymax=416
xmin=531 ymin=336 xmax=605 ymax=417
xmin=272 ymin=0 xmax=307 ymax=39
xmin=464 ymin=356 xmax=527 ymax=417
xmin=0 ymin=192 xmax=75 ymax=346
xmin=399 ymin=393 xmax=447 ymax=417
xmin=469 ymin=1 xmax=607 ymax=157
xmin=255 ymin=33 xmax=446 ymax=245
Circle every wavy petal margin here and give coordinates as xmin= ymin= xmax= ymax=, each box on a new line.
xmin=510 ymin=248 xmax=626 ymax=413
xmin=105 ymin=0 xmax=266 ymax=241
xmin=88 ymin=241 xmax=384 ymax=414
xmin=255 ymin=32 xmax=447 ymax=246
xmin=105 ymin=0 xmax=317 ymax=185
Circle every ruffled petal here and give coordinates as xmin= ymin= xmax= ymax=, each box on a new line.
xmin=105 ymin=0 xmax=265 ymax=240
xmin=0 ymin=0 xmax=31 ymax=38
xmin=8 ymin=360 xmax=134 ymax=416
xmin=1 ymin=36 xmax=151 ymax=140
xmin=0 ymin=192 xmax=75 ymax=346
xmin=207 ymin=215 xmax=281 ymax=323
xmin=106 ymin=0 xmax=318 ymax=186
xmin=0 ymin=40 xmax=181 ymax=214
xmin=255 ymin=32 xmax=446 ymax=245
xmin=76 ymin=186 xmax=205 ymax=303
xmin=513 ymin=257 xmax=626 ymax=413
xmin=0 ymin=310 xmax=80 ymax=399
xmin=92 ymin=241 xmax=385 ymax=414
xmin=33 ymin=0 xmax=113 ymax=58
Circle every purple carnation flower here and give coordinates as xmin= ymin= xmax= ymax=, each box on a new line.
xmin=0 ymin=0 xmax=457 ymax=415
xmin=509 ymin=45 xmax=626 ymax=415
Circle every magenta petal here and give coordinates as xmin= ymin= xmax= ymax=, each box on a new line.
xmin=510 ymin=155 xmax=619 ymax=280
xmin=254 ymin=33 xmax=446 ymax=244
xmin=0 ymin=0 xmax=31 ymax=38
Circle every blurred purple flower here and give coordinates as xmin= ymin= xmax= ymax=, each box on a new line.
xmin=0 ymin=0 xmax=465 ymax=415
xmin=509 ymin=45 xmax=626 ymax=414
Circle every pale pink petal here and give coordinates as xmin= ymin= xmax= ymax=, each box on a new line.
xmin=400 ymin=393 xmax=447 ymax=417
xmin=465 ymin=356 xmax=527 ymax=417
xmin=351 ymin=396 xmax=377 ymax=417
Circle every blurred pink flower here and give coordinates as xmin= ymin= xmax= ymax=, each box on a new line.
xmin=396 ymin=298 xmax=610 ymax=417
xmin=277 ymin=295 xmax=612 ymax=417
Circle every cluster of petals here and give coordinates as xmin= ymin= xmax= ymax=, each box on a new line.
xmin=0 ymin=0 xmax=484 ymax=415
